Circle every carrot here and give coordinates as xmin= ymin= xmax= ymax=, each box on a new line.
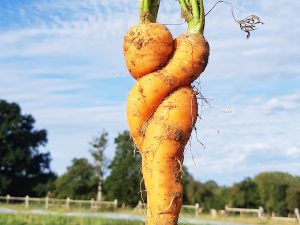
xmin=123 ymin=1 xmax=209 ymax=224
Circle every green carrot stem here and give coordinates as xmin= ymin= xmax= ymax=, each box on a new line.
xmin=139 ymin=0 xmax=160 ymax=24
xmin=179 ymin=0 xmax=205 ymax=34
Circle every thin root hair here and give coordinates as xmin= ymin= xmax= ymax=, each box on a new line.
xmin=156 ymin=192 xmax=182 ymax=215
xmin=139 ymin=177 xmax=147 ymax=217
xmin=194 ymin=127 xmax=206 ymax=150
xmin=205 ymin=0 xmax=238 ymax=21
xmin=192 ymin=86 xmax=212 ymax=110
xmin=205 ymin=0 xmax=263 ymax=39
xmin=186 ymin=135 xmax=196 ymax=165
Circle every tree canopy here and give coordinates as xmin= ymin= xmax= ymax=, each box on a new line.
xmin=104 ymin=131 xmax=142 ymax=206
xmin=54 ymin=158 xmax=97 ymax=200
xmin=253 ymin=172 xmax=299 ymax=215
xmin=0 ymin=99 xmax=56 ymax=197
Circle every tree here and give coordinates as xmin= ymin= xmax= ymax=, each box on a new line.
xmin=254 ymin=172 xmax=294 ymax=215
xmin=182 ymin=166 xmax=198 ymax=204
xmin=54 ymin=158 xmax=97 ymax=199
xmin=286 ymin=184 xmax=300 ymax=212
xmin=0 ymin=99 xmax=56 ymax=196
xmin=212 ymin=186 xmax=230 ymax=210
xmin=89 ymin=131 xmax=108 ymax=202
xmin=104 ymin=131 xmax=142 ymax=206
xmin=229 ymin=178 xmax=259 ymax=208
xmin=182 ymin=166 xmax=225 ymax=211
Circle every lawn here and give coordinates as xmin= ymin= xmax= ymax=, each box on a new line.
xmin=0 ymin=205 xmax=298 ymax=225
xmin=0 ymin=214 xmax=144 ymax=225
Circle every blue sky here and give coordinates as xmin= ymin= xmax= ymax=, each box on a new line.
xmin=0 ymin=0 xmax=299 ymax=186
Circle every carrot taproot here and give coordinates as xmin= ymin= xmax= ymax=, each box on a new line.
xmin=123 ymin=1 xmax=209 ymax=224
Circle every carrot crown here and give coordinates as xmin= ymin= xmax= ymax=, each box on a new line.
xmin=139 ymin=0 xmax=205 ymax=35
xmin=139 ymin=0 xmax=160 ymax=23
xmin=179 ymin=0 xmax=205 ymax=35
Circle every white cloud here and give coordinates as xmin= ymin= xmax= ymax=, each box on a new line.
xmin=286 ymin=147 xmax=300 ymax=158
xmin=183 ymin=91 xmax=300 ymax=184
xmin=264 ymin=92 xmax=300 ymax=112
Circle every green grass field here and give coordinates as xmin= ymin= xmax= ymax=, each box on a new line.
xmin=0 ymin=204 xmax=298 ymax=225
xmin=0 ymin=214 xmax=144 ymax=225
xmin=1 ymin=213 xmax=298 ymax=225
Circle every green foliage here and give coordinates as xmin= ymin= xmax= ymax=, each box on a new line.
xmin=0 ymin=214 xmax=144 ymax=225
xmin=254 ymin=172 xmax=297 ymax=215
xmin=104 ymin=131 xmax=142 ymax=206
xmin=0 ymin=99 xmax=56 ymax=197
xmin=286 ymin=184 xmax=300 ymax=211
xmin=182 ymin=169 xmax=300 ymax=215
xmin=212 ymin=187 xmax=230 ymax=210
xmin=54 ymin=158 xmax=97 ymax=199
xmin=182 ymin=167 xmax=223 ymax=211
xmin=229 ymin=178 xmax=259 ymax=208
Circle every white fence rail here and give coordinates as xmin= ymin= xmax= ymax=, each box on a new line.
xmin=226 ymin=205 xmax=300 ymax=224
xmin=1 ymin=195 xmax=299 ymax=224
xmin=0 ymin=195 xmax=117 ymax=210
xmin=271 ymin=208 xmax=300 ymax=224
xmin=182 ymin=203 xmax=200 ymax=217
xmin=225 ymin=205 xmax=264 ymax=218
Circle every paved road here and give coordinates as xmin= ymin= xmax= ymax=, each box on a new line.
xmin=0 ymin=207 xmax=254 ymax=225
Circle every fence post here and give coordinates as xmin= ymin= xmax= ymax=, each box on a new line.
xmin=295 ymin=208 xmax=300 ymax=224
xmin=113 ymin=199 xmax=118 ymax=210
xmin=136 ymin=201 xmax=143 ymax=213
xmin=211 ymin=209 xmax=217 ymax=218
xmin=66 ymin=197 xmax=70 ymax=209
xmin=225 ymin=205 xmax=229 ymax=211
xmin=90 ymin=198 xmax=95 ymax=209
xmin=6 ymin=194 xmax=10 ymax=204
xmin=45 ymin=196 xmax=49 ymax=209
xmin=258 ymin=206 xmax=264 ymax=219
xmin=195 ymin=203 xmax=199 ymax=217
xmin=25 ymin=195 xmax=29 ymax=208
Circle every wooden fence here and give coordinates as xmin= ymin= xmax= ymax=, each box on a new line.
xmin=182 ymin=203 xmax=200 ymax=217
xmin=1 ymin=195 xmax=299 ymax=224
xmin=296 ymin=208 xmax=300 ymax=224
xmin=271 ymin=208 xmax=300 ymax=224
xmin=225 ymin=205 xmax=264 ymax=218
xmin=0 ymin=195 xmax=118 ymax=210
xmin=225 ymin=205 xmax=300 ymax=224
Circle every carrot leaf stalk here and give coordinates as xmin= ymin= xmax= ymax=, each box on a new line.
xmin=179 ymin=0 xmax=205 ymax=35
xmin=139 ymin=0 xmax=160 ymax=24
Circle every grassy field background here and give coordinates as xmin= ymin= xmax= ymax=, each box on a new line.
xmin=0 ymin=211 xmax=298 ymax=225
xmin=0 ymin=214 xmax=144 ymax=225
xmin=0 ymin=204 xmax=298 ymax=225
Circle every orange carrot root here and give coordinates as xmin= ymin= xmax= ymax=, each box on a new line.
xmin=124 ymin=23 xmax=210 ymax=225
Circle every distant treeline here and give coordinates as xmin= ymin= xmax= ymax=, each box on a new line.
xmin=1 ymin=99 xmax=300 ymax=216
xmin=182 ymin=170 xmax=300 ymax=216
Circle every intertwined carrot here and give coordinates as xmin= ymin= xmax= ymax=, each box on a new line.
xmin=123 ymin=1 xmax=209 ymax=224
